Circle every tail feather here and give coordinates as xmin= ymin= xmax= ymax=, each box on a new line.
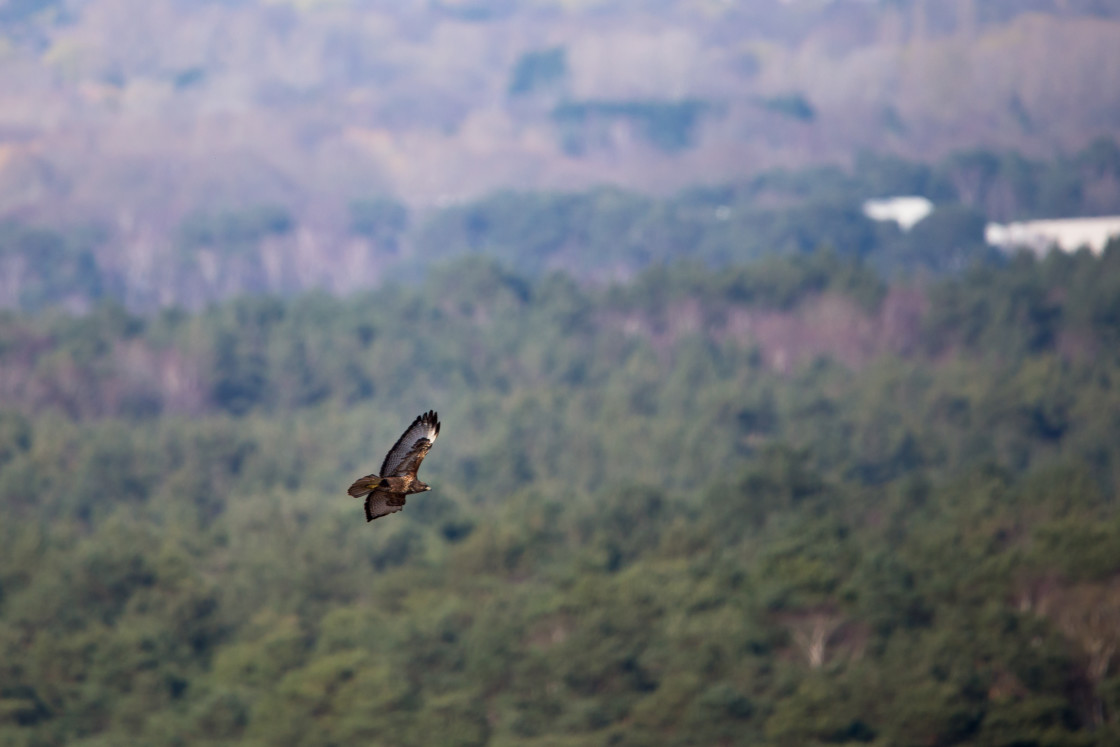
xmin=348 ymin=475 xmax=380 ymax=497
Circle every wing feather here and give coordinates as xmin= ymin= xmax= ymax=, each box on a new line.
xmin=392 ymin=439 xmax=433 ymax=478
xmin=380 ymin=410 xmax=440 ymax=477
xmin=365 ymin=489 xmax=407 ymax=522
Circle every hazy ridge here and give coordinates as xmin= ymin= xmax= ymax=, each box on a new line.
xmin=1 ymin=0 xmax=1120 ymax=309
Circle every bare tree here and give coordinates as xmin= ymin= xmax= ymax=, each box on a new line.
xmin=787 ymin=610 xmax=846 ymax=669
xmin=1043 ymin=581 xmax=1120 ymax=727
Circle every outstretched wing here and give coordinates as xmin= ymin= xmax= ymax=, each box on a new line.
xmin=365 ymin=489 xmax=407 ymax=522
xmin=380 ymin=410 xmax=440 ymax=477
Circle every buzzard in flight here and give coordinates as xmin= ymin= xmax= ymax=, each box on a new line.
xmin=348 ymin=410 xmax=441 ymax=522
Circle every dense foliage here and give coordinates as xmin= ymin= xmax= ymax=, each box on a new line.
xmin=1 ymin=247 xmax=1120 ymax=745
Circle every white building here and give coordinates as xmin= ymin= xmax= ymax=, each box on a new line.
xmin=862 ymin=196 xmax=934 ymax=232
xmin=984 ymin=217 xmax=1120 ymax=257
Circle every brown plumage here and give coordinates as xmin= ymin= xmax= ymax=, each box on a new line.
xmin=347 ymin=410 xmax=441 ymax=522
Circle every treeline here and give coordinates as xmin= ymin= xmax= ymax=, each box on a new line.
xmin=3 ymin=140 xmax=1120 ymax=312
xmin=410 ymin=139 xmax=1120 ymax=276
xmin=0 ymin=244 xmax=1117 ymax=422
xmin=1 ymin=248 xmax=1119 ymax=745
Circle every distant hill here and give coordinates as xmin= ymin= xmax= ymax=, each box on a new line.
xmin=3 ymin=139 xmax=1120 ymax=311
xmin=0 ymin=0 xmax=1118 ymax=308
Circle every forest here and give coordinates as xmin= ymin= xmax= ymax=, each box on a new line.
xmin=2 ymin=1 xmax=1120 ymax=745
xmin=1 ymin=242 xmax=1119 ymax=745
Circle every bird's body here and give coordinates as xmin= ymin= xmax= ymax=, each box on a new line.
xmin=348 ymin=410 xmax=440 ymax=522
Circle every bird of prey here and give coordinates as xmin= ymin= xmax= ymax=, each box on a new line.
xmin=347 ymin=410 xmax=441 ymax=522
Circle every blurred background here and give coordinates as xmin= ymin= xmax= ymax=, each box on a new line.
xmin=1 ymin=1 xmax=1120 ymax=745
